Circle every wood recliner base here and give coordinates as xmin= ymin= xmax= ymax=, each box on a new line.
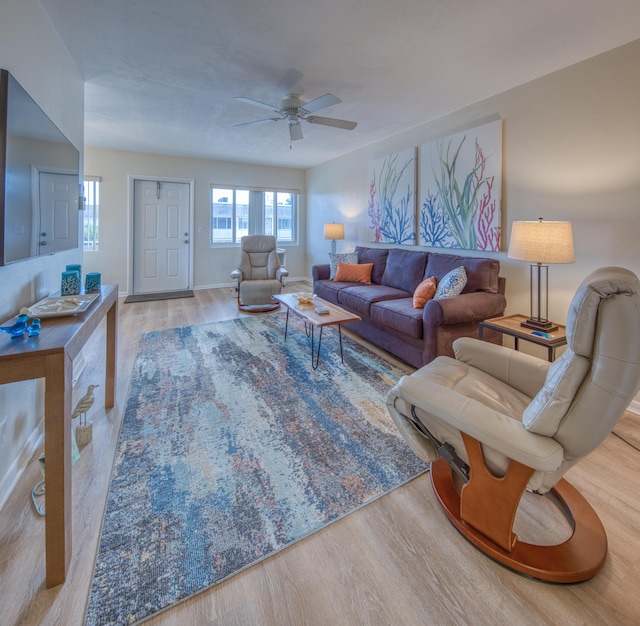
xmin=430 ymin=433 xmax=608 ymax=583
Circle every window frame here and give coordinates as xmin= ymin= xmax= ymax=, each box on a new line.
xmin=209 ymin=185 xmax=299 ymax=246
xmin=83 ymin=176 xmax=100 ymax=251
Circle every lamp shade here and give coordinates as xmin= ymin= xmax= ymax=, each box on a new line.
xmin=323 ymin=223 xmax=345 ymax=241
xmin=507 ymin=219 xmax=575 ymax=264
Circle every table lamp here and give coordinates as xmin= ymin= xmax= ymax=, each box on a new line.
xmin=323 ymin=222 xmax=345 ymax=254
xmin=507 ymin=218 xmax=575 ymax=331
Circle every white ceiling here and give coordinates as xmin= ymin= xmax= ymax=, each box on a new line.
xmin=40 ymin=0 xmax=640 ymax=169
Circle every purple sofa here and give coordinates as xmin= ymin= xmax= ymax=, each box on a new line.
xmin=312 ymin=246 xmax=506 ymax=368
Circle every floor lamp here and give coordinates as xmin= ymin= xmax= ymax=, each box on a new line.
xmin=323 ymin=222 xmax=345 ymax=254
xmin=508 ymin=218 xmax=575 ymax=332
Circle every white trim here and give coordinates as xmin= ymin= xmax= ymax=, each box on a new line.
xmin=0 ymin=419 xmax=44 ymax=511
xmin=627 ymin=400 xmax=640 ymax=415
xmin=127 ymin=175 xmax=195 ymax=296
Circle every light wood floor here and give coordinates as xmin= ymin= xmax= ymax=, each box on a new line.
xmin=2 ymin=283 xmax=640 ymax=625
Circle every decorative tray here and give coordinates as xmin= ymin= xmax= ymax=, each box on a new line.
xmin=26 ymin=293 xmax=100 ymax=318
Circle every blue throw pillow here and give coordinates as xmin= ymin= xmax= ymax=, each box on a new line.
xmin=329 ymin=252 xmax=358 ymax=279
xmin=434 ymin=266 xmax=467 ymax=299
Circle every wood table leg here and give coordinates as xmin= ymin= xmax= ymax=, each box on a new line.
xmin=44 ymin=351 xmax=73 ymax=587
xmin=105 ymin=300 xmax=117 ymax=409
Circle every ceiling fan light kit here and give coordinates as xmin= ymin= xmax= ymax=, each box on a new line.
xmin=233 ymin=92 xmax=357 ymax=142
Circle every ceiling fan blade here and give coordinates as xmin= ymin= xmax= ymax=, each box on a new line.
xmin=289 ymin=121 xmax=303 ymax=141
xmin=301 ymin=93 xmax=341 ymax=113
xmin=235 ymin=97 xmax=281 ymax=114
xmin=306 ymin=115 xmax=357 ymax=130
xmin=233 ymin=118 xmax=280 ymax=128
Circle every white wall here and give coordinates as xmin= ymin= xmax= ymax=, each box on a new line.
xmin=83 ymin=148 xmax=307 ymax=294
xmin=0 ymin=0 xmax=84 ymax=507
xmin=306 ymin=39 xmax=640 ymax=328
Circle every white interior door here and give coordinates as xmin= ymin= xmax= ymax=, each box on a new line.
xmin=133 ymin=179 xmax=191 ymax=294
xmin=38 ymin=172 xmax=79 ymax=255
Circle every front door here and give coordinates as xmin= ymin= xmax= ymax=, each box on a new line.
xmin=133 ymin=179 xmax=191 ymax=294
xmin=38 ymin=172 xmax=79 ymax=255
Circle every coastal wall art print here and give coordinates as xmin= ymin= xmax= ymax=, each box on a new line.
xmin=418 ymin=120 xmax=502 ymax=251
xmin=368 ymin=148 xmax=416 ymax=245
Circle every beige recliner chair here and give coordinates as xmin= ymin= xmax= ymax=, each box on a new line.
xmin=231 ymin=235 xmax=288 ymax=312
xmin=386 ymin=266 xmax=640 ymax=582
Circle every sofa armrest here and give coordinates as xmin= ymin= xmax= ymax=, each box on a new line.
xmin=230 ymin=268 xmax=242 ymax=281
xmin=276 ymin=267 xmax=289 ymax=282
xmin=312 ymin=264 xmax=330 ymax=282
xmin=424 ymin=292 xmax=507 ymax=326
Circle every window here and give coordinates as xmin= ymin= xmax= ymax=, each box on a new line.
xmin=210 ymin=186 xmax=298 ymax=244
xmin=83 ymin=177 xmax=100 ymax=251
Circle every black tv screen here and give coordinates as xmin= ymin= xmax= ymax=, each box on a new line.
xmin=0 ymin=68 xmax=81 ymax=265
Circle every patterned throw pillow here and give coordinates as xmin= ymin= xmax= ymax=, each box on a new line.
xmin=434 ymin=266 xmax=467 ymax=299
xmin=329 ymin=252 xmax=358 ymax=279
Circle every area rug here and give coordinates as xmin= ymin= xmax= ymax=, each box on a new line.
xmin=85 ymin=314 xmax=427 ymax=625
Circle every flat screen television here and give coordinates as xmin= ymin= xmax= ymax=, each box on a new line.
xmin=0 ymin=68 xmax=81 ymax=265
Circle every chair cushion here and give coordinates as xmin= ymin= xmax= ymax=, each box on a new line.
xmin=434 ymin=267 xmax=467 ymax=299
xmin=522 ymin=349 xmax=591 ymax=436
xmin=328 ymin=252 xmax=358 ymax=279
xmin=334 ymin=262 xmax=373 ymax=284
xmin=239 ymin=279 xmax=282 ymax=305
xmin=413 ymin=277 xmax=437 ymax=308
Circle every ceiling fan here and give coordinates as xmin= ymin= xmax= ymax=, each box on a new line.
xmin=233 ymin=93 xmax=357 ymax=142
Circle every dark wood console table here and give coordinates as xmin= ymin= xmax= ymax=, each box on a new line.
xmin=0 ymin=284 xmax=118 ymax=587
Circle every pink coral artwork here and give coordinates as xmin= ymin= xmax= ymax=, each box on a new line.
xmin=419 ymin=120 xmax=502 ymax=251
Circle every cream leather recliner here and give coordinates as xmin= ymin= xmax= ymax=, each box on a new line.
xmin=231 ymin=235 xmax=288 ymax=312
xmin=386 ymin=266 xmax=640 ymax=582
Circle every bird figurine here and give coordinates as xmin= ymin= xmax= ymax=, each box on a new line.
xmin=72 ymin=384 xmax=99 ymax=426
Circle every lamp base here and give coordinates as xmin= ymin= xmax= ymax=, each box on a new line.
xmin=520 ymin=318 xmax=558 ymax=332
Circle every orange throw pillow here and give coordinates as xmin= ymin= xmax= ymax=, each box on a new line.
xmin=334 ymin=262 xmax=373 ymax=284
xmin=413 ymin=276 xmax=437 ymax=308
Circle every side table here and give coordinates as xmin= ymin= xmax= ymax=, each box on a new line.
xmin=479 ymin=314 xmax=567 ymax=362
xmin=0 ymin=284 xmax=118 ymax=587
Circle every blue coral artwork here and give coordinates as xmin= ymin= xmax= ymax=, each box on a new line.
xmin=368 ymin=148 xmax=416 ymax=245
xmin=419 ymin=119 xmax=502 ymax=251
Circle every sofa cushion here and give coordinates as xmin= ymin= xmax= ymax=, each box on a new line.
xmin=356 ymin=246 xmax=389 ymax=284
xmin=370 ymin=299 xmax=424 ymax=339
xmin=413 ymin=277 xmax=437 ymax=308
xmin=434 ymin=266 xmax=467 ymax=299
xmin=380 ymin=249 xmax=428 ymax=293
xmin=334 ymin=262 xmax=373 ymax=284
xmin=338 ymin=284 xmax=411 ymax=317
xmin=314 ymin=279 xmax=352 ymax=304
xmin=425 ymin=253 xmax=499 ymax=293
xmin=328 ymin=252 xmax=358 ymax=279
